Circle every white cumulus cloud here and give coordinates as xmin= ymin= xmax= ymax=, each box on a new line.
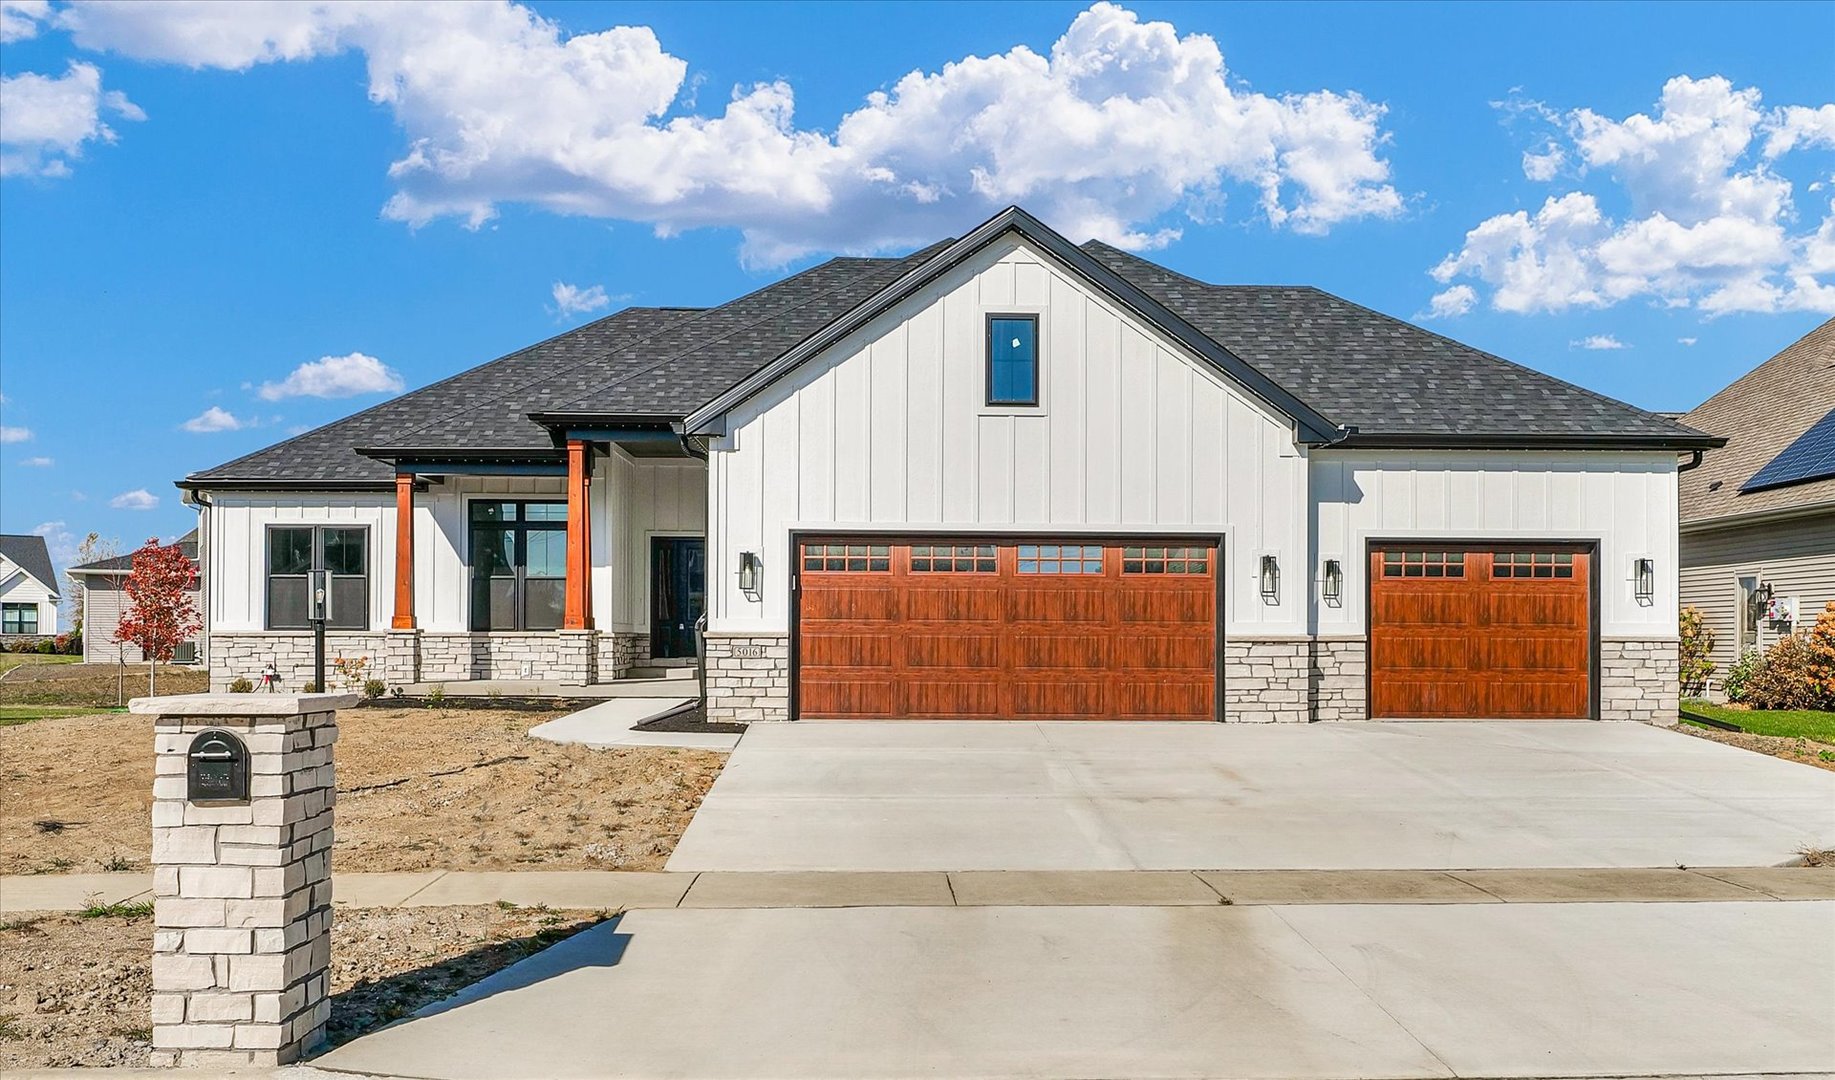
xmin=1434 ymin=76 xmax=1835 ymax=317
xmin=1571 ymin=334 xmax=1628 ymax=350
xmin=181 ymin=405 xmax=247 ymax=432
xmin=0 ymin=0 xmax=48 ymax=42
xmin=56 ymin=1 xmax=1404 ymax=263
xmin=0 ymin=425 xmax=31 ymax=443
xmin=0 ymin=61 xmax=144 ymax=178
xmin=1422 ymin=284 xmax=1477 ymax=320
xmin=257 ymin=353 xmax=404 ymax=401
xmin=1678 ymin=336 xmax=1698 ymax=346
xmin=551 ymin=281 xmax=611 ymax=318
xmin=109 ymin=488 xmax=159 ymax=510
xmin=19 ymin=455 xmax=53 ymax=466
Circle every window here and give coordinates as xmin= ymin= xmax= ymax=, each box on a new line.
xmin=470 ymin=501 xmax=567 ymax=631
xmin=801 ymin=543 xmax=890 ymax=572
xmin=1493 ymin=551 xmax=1574 ymax=579
xmin=909 ymin=544 xmax=996 ymax=573
xmin=987 ymin=314 xmax=1039 ymax=406
xmin=2 ymin=603 xmax=37 ymax=635
xmin=1380 ymin=550 xmax=1466 ymax=578
xmin=266 ymin=526 xmax=369 ymax=630
xmin=1122 ymin=546 xmax=1210 ymax=574
xmin=1018 ymin=544 xmax=1103 ymax=574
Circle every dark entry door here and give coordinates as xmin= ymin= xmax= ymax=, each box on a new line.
xmin=651 ymin=537 xmax=705 ymax=659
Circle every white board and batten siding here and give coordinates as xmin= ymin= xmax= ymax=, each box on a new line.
xmin=707 ymin=235 xmax=1309 ymax=636
xmin=1311 ymin=451 xmax=1682 ymax=638
xmin=205 ymin=456 xmax=705 ymax=635
xmin=0 ymin=556 xmax=59 ymax=635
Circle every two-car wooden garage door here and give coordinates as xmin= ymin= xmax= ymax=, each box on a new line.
xmin=796 ymin=538 xmax=1216 ymax=720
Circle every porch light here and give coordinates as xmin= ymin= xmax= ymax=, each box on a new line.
xmin=738 ymin=551 xmax=761 ymax=600
xmin=1633 ymin=557 xmax=1655 ymax=604
xmin=1322 ymin=558 xmax=1343 ymax=603
xmin=1259 ymin=555 xmax=1280 ymax=603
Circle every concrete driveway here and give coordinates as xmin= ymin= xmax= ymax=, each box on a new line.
xmin=669 ymin=720 xmax=1835 ymax=871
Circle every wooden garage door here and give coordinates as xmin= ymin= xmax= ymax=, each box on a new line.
xmin=796 ymin=539 xmax=1216 ymax=720
xmin=1369 ymin=546 xmax=1592 ymax=719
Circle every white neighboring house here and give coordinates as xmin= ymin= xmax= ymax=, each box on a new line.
xmin=0 ymin=534 xmax=61 ymax=642
xmin=67 ymin=531 xmax=204 ymax=664
xmin=180 ymin=207 xmax=1721 ymax=723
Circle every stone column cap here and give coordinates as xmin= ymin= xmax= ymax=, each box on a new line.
xmin=129 ymin=692 xmax=361 ymax=716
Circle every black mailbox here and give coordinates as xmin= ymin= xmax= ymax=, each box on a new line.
xmin=186 ymin=729 xmax=250 ymax=803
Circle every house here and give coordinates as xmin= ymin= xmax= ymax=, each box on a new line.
xmin=1679 ymin=318 xmax=1835 ymax=693
xmin=67 ymin=531 xmax=205 ymax=665
xmin=180 ymin=207 xmax=1720 ymax=723
xmin=0 ymin=534 xmax=60 ymax=643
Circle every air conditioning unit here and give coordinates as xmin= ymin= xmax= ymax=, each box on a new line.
xmin=173 ymin=642 xmax=199 ymax=665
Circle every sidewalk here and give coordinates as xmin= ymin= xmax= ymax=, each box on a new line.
xmin=6 ymin=865 xmax=1832 ymax=913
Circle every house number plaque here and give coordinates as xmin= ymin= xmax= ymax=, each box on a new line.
xmin=730 ymin=645 xmax=766 ymax=658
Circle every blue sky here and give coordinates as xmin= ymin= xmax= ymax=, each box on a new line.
xmin=2 ymin=0 xmax=1832 ymax=575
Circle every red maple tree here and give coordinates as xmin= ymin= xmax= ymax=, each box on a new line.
xmin=114 ymin=537 xmax=202 ymax=697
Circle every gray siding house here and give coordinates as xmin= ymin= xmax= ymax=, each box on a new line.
xmin=68 ymin=531 xmax=204 ymax=664
xmin=1679 ymin=318 xmax=1835 ymax=693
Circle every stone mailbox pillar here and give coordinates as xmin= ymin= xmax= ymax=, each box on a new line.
xmin=134 ymin=692 xmax=354 ymax=1068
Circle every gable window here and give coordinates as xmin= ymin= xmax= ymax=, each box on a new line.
xmin=267 ymin=526 xmax=369 ymax=630
xmin=2 ymin=603 xmax=38 ymax=635
xmin=470 ymin=501 xmax=567 ymax=631
xmin=987 ymin=314 xmax=1039 ymax=406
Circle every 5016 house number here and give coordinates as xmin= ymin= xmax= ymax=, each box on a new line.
xmin=730 ymin=644 xmax=766 ymax=658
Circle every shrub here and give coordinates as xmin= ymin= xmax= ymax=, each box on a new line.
xmin=1806 ymin=600 xmax=1835 ymax=705
xmin=425 ymin=686 xmax=445 ymax=706
xmin=1743 ymin=634 xmax=1825 ymax=710
xmin=227 ymin=676 xmax=254 ymax=694
xmin=363 ymin=678 xmax=386 ymax=699
xmin=1678 ymin=606 xmax=1715 ymax=697
xmin=35 ymin=638 xmax=55 ymax=654
xmin=301 ymin=680 xmax=321 ymax=693
xmin=1723 ymin=648 xmax=1766 ymax=703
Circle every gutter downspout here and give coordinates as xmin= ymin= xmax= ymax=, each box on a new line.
xmin=1678 ymin=449 xmax=1705 ymax=472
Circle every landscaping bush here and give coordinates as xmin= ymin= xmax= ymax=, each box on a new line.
xmin=1807 ymin=600 xmax=1835 ymax=704
xmin=54 ymin=632 xmax=82 ymax=655
xmin=35 ymin=638 xmax=56 ymax=654
xmin=1743 ymin=634 xmax=1827 ymax=710
xmin=1679 ymin=605 xmax=1715 ymax=697
xmin=227 ymin=676 xmax=255 ymax=694
xmin=1723 ymin=648 xmax=1766 ymax=703
xmin=363 ymin=678 xmax=387 ymax=699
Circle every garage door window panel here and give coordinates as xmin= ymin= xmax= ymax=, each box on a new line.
xmin=910 ymin=544 xmax=995 ymax=573
xmin=803 ymin=543 xmax=890 ymax=572
xmin=1494 ymin=551 xmax=1574 ymax=579
xmin=1018 ymin=544 xmax=1103 ymax=574
xmin=1123 ymin=546 xmax=1210 ymax=574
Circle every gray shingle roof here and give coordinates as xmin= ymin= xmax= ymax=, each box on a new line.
xmin=1081 ymin=242 xmax=1710 ymax=444
xmin=187 ymin=213 xmax=1714 ymax=490
xmin=69 ymin=530 xmax=199 ymax=574
xmin=0 ymin=534 xmax=59 ymax=595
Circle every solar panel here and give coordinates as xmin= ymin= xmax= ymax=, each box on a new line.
xmin=1741 ymin=405 xmax=1835 ymax=493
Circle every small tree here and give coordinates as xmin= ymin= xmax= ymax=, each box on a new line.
xmin=1678 ymin=605 xmax=1716 ymax=699
xmin=64 ymin=531 xmax=121 ymax=635
xmin=114 ymin=537 xmax=201 ymax=698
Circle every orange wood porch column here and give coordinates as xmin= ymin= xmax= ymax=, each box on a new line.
xmin=564 ymin=439 xmax=593 ymax=630
xmin=391 ymin=473 xmax=416 ymax=629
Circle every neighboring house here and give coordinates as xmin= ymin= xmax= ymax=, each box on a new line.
xmin=0 ymin=534 xmax=60 ymax=642
xmin=67 ymin=531 xmax=204 ymax=665
xmin=181 ymin=207 xmax=1720 ymax=723
xmin=1679 ymin=318 xmax=1835 ymax=694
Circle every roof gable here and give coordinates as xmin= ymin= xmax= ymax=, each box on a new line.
xmin=0 ymin=534 xmax=59 ymax=597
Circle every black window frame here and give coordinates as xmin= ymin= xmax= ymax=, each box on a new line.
xmin=264 ymin=524 xmax=370 ymax=631
xmin=985 ymin=312 xmax=1041 ymax=407
xmin=2 ymin=602 xmax=38 ymax=635
xmin=468 ymin=500 xmax=569 ymax=632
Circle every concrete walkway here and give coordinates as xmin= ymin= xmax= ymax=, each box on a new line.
xmin=528 ymin=696 xmax=737 ymax=750
xmin=670 ymin=720 xmax=1835 ymax=871
xmin=8 ymin=865 xmax=1832 ymax=913
xmin=312 ymin=899 xmax=1835 ymax=1079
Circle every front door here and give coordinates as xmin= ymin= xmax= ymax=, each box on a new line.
xmin=651 ymin=537 xmax=705 ymax=659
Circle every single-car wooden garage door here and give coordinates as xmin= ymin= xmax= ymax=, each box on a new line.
xmin=796 ymin=538 xmax=1217 ymax=720
xmin=1369 ymin=545 xmax=1593 ymax=719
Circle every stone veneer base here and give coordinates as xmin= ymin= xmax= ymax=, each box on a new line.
xmin=704 ymin=634 xmax=790 ymax=723
xmin=1599 ymin=638 xmax=1680 ymax=725
xmin=210 ymin=630 xmax=652 ymax=690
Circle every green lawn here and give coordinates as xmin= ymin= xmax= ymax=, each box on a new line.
xmin=0 ymin=704 xmax=122 ymax=726
xmin=0 ymin=653 xmax=82 ymax=674
xmin=1681 ymin=700 xmax=1835 ymax=744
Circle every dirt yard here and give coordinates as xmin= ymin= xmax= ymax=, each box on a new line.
xmin=1677 ymin=720 xmax=1835 ymax=773
xmin=0 ymin=661 xmax=207 ymax=709
xmin=0 ymin=904 xmax=610 ymax=1069
xmin=0 ymin=705 xmax=726 ymax=875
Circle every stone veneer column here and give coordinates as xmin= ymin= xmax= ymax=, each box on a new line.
xmin=704 ymin=634 xmax=790 ymax=722
xmin=138 ymin=692 xmax=352 ymax=1068
xmin=1308 ymin=638 xmax=1368 ymax=721
xmin=1221 ymin=639 xmax=1310 ymax=722
xmin=1599 ymin=638 xmax=1680 ymax=724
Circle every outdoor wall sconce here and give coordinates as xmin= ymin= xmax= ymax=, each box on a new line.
xmin=738 ymin=551 xmax=761 ymax=601
xmin=1633 ymin=557 xmax=1654 ymax=605
xmin=1322 ymin=558 xmax=1343 ymax=604
xmin=1259 ymin=554 xmax=1280 ymax=603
